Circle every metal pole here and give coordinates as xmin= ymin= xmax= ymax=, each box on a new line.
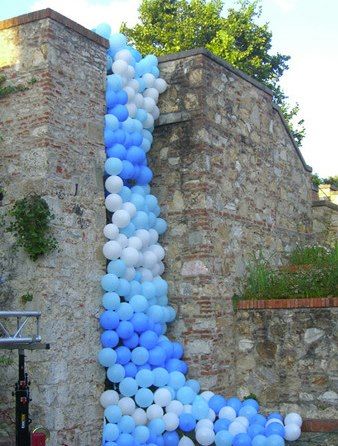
xmin=15 ymin=349 xmax=31 ymax=446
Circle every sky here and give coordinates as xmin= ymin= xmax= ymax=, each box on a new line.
xmin=1 ymin=0 xmax=337 ymax=177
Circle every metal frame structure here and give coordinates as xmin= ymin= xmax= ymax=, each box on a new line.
xmin=0 ymin=311 xmax=50 ymax=446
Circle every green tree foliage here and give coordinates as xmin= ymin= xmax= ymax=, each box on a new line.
xmin=312 ymin=173 xmax=338 ymax=187
xmin=121 ymin=0 xmax=305 ymax=145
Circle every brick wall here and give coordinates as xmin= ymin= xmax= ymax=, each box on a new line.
xmin=0 ymin=10 xmax=107 ymax=444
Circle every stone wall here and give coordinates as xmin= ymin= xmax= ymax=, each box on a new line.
xmin=0 ymin=10 xmax=107 ymax=444
xmin=235 ymin=304 xmax=338 ymax=420
xmin=152 ymin=49 xmax=314 ymax=394
xmin=312 ymin=201 xmax=338 ymax=247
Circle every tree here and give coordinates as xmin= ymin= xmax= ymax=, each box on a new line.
xmin=121 ymin=0 xmax=305 ymax=145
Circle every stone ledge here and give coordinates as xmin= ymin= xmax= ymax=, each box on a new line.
xmin=237 ymin=297 xmax=338 ymax=310
xmin=0 ymin=8 xmax=109 ymax=48
xmin=312 ymin=200 xmax=338 ymax=211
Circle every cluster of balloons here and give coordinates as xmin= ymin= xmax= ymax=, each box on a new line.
xmin=93 ymin=22 xmax=303 ymax=446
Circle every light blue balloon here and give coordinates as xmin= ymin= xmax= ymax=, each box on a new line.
xmin=105 ymin=114 xmax=119 ymax=131
xmin=98 ymin=348 xmax=117 ymax=367
xmin=102 ymin=292 xmax=120 ymax=310
xmin=103 ymin=423 xmax=119 ymax=442
xmin=176 ymin=386 xmax=196 ymax=404
xmin=107 ymin=74 xmax=122 ymax=92
xmin=130 ymin=295 xmax=148 ymax=312
xmin=117 ymin=302 xmax=134 ymax=321
xmin=119 ymin=377 xmax=138 ymax=397
xmin=265 ymin=434 xmax=285 ymax=446
xmin=108 ymin=260 xmax=127 ymax=277
xmin=119 ymin=186 xmax=132 ymax=202
xmin=239 ymin=404 xmax=258 ymax=420
xmin=191 ymin=395 xmax=209 ymax=420
xmin=153 ymin=367 xmax=169 ymax=387
xmin=104 ymin=405 xmax=122 ymax=424
xmin=134 ymin=425 xmax=150 ymax=443
xmin=135 ymin=388 xmax=153 ymax=407
xmin=148 ymin=418 xmax=165 ymax=435
xmin=135 ymin=369 xmax=154 ymax=387
xmin=252 ymin=435 xmax=268 ymax=446
xmin=155 ymin=218 xmax=167 ymax=235
xmin=101 ymin=273 xmax=119 ymax=292
xmin=118 ymin=415 xmax=135 ymax=433
xmin=107 ymin=364 xmax=125 ymax=383
xmin=148 ymin=305 xmax=164 ymax=323
xmin=109 ymin=33 xmax=127 ymax=52
xmin=215 ymin=430 xmax=233 ymax=446
xmin=131 ymin=347 xmax=149 ymax=366
xmin=105 ymin=157 xmax=123 ymax=175
xmin=186 ymin=379 xmax=200 ymax=394
xmin=95 ymin=23 xmax=111 ymax=39
xmin=168 ymin=371 xmax=186 ymax=390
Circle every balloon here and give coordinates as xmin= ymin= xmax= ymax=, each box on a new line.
xmin=252 ymin=435 xmax=267 ymax=446
xmin=105 ymin=405 xmax=122 ymax=424
xmin=104 ymin=223 xmax=119 ymax=239
xmin=208 ymin=395 xmax=227 ymax=414
xmin=265 ymin=434 xmax=285 ymax=446
xmin=176 ymin=386 xmax=195 ymax=405
xmin=284 ymin=424 xmax=301 ymax=441
xmin=214 ymin=419 xmax=231 ymax=433
xmin=119 ymin=397 xmax=136 ymax=415
xmin=103 ymin=240 xmax=122 ymax=260
xmin=195 ymin=428 xmax=215 ymax=446
xmin=265 ymin=422 xmax=285 ymax=437
xmin=119 ymin=377 xmax=138 ymax=397
xmin=119 ymin=415 xmax=136 ymax=433
xmin=98 ymin=348 xmax=117 ymax=367
xmin=131 ymin=346 xmax=149 ymax=365
xmin=100 ymin=310 xmax=119 ymax=330
xmin=105 ymin=157 xmax=123 ymax=175
xmin=154 ymin=388 xmax=172 ymax=407
xmin=100 ymin=390 xmax=119 ymax=408
xmin=219 ymin=406 xmax=237 ymax=421
xmin=163 ymin=412 xmax=179 ymax=431
xmin=132 ymin=407 xmax=147 ymax=425
xmin=178 ymin=413 xmax=196 ymax=432
xmin=101 ymin=273 xmax=119 ymax=292
xmin=103 ymin=423 xmax=119 ymax=442
xmin=215 ymin=430 xmax=233 ymax=446
xmin=284 ymin=413 xmax=302 ymax=427
xmin=135 ymin=369 xmax=154 ymax=387
xmin=106 ymin=176 xmax=123 ymax=194
xmin=107 ymin=363 xmax=125 ymax=383
xmin=135 ymin=388 xmax=154 ymax=407
xmin=153 ymin=367 xmax=169 ymax=387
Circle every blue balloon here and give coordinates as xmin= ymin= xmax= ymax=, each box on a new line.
xmin=111 ymin=104 xmax=129 ymax=122
xmin=243 ymin=398 xmax=260 ymax=411
xmin=107 ymin=74 xmax=123 ymax=92
xmin=120 ymin=223 xmax=136 ymax=238
xmin=215 ymin=430 xmax=233 ymax=446
xmin=131 ymin=313 xmax=149 ymax=333
xmin=139 ymin=330 xmax=158 ymax=349
xmin=98 ymin=348 xmax=117 ymax=367
xmin=130 ymin=193 xmax=145 ymax=210
xmin=119 ymin=377 xmax=138 ymax=397
xmin=132 ymin=211 xmax=149 ymax=229
xmin=178 ymin=413 xmax=196 ymax=432
xmin=158 ymin=340 xmax=174 ymax=359
xmin=152 ymin=367 xmax=169 ymax=387
xmin=163 ymin=431 xmax=179 ymax=446
xmin=124 ymin=362 xmax=138 ymax=378
xmin=105 ymin=157 xmax=123 ymax=175
xmin=119 ymin=186 xmax=132 ymax=202
xmin=117 ymin=321 xmax=134 ymax=340
xmin=100 ymin=310 xmax=119 ymax=330
xmin=103 ymin=423 xmax=119 ymax=442
xmin=105 ymin=114 xmax=119 ymax=130
xmin=251 ymin=414 xmax=267 ymax=426
xmin=176 ymin=386 xmax=196 ymax=404
xmin=109 ymin=33 xmax=127 ymax=52
xmin=265 ymin=423 xmax=285 ymax=437
xmin=252 ymin=435 xmax=267 ymax=446
xmin=116 ymin=90 xmax=128 ymax=105
xmin=148 ymin=305 xmax=163 ymax=323
xmin=266 ymin=435 xmax=284 ymax=446
xmin=148 ymin=346 xmax=166 ymax=366
xmin=154 ymin=218 xmax=167 ymax=235
xmin=208 ymin=395 xmax=227 ymax=414
xmin=116 ymin=346 xmax=131 ymax=365
xmin=135 ymin=425 xmax=150 ymax=443
xmin=165 ymin=358 xmax=188 ymax=374
xmin=130 ymin=294 xmax=148 ymax=312
xmin=136 ymin=166 xmax=153 ymax=185
xmin=239 ymin=405 xmax=257 ymax=420
xmin=149 ymin=419 xmax=165 ymax=435
xmin=233 ymin=433 xmax=252 ymax=446
xmin=95 ymin=22 xmax=111 ymax=39
xmin=107 ymin=363 xmax=125 ymax=383
xmin=117 ymin=302 xmax=134 ymax=320
xmin=135 ymin=388 xmax=153 ymax=407
xmin=248 ymin=424 xmax=265 ymax=439
xmin=116 ymin=433 xmax=134 ymax=446
xmin=227 ymin=397 xmax=242 ymax=414
xmin=126 ymin=146 xmax=146 ymax=164
xmin=135 ymin=369 xmax=154 ymax=387
xmin=168 ymin=371 xmax=186 ymax=390
xmin=101 ymin=273 xmax=119 ymax=291
xmin=186 ymin=379 xmax=200 ymax=394
xmin=106 ymin=90 xmax=118 ymax=108
xmin=214 ymin=419 xmax=231 ymax=433
xmin=123 ymin=332 xmax=139 ymax=349
xmin=117 ymin=279 xmax=131 ymax=297
xmin=102 ymin=292 xmax=120 ymax=310
xmin=104 ymin=405 xmax=122 ymax=423
xmin=101 ymin=330 xmax=119 ymax=348
xmin=131 ymin=346 xmax=149 ymax=365
xmin=171 ymin=342 xmax=184 ymax=359
xmin=108 ymin=260 xmax=127 ymax=277
xmin=113 ymin=129 xmax=126 ymax=144
xmin=119 ymin=415 xmax=135 ymax=433
xmin=120 ymin=160 xmax=134 ymax=180
xmin=106 ymin=143 xmax=127 ymax=159
xmin=267 ymin=413 xmax=283 ymax=421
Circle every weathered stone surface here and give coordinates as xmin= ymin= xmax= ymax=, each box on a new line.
xmin=235 ymin=308 xmax=338 ymax=419
xmin=0 ymin=16 xmax=106 ymax=444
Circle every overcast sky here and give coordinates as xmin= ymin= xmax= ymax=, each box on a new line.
xmin=1 ymin=0 xmax=337 ymax=177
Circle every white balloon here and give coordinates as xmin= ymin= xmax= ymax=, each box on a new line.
xmin=178 ymin=436 xmax=194 ymax=446
xmin=151 ymin=106 xmax=160 ymax=120
xmin=105 ymin=194 xmax=122 ymax=212
xmin=150 ymin=244 xmax=165 ymax=260
xmin=127 ymin=65 xmax=135 ymax=79
xmin=218 ymin=406 xmax=236 ymax=421
xmin=124 ymin=86 xmax=135 ymax=101
xmin=183 ymin=404 xmax=192 ymax=413
xmin=284 ymin=423 xmax=301 ymax=441
xmin=154 ymin=78 xmax=167 ymax=93
xmin=112 ymin=209 xmax=131 ymax=228
xmin=118 ymin=397 xmax=136 ymax=415
xmin=166 ymin=400 xmax=184 ymax=416
xmin=100 ymin=390 xmax=119 ymax=408
xmin=196 ymin=419 xmax=213 ymax=430
xmin=143 ymin=251 xmax=157 ymax=268
xmin=103 ymin=223 xmax=119 ymax=240
xmin=228 ymin=421 xmax=247 ymax=436
xmin=121 ymin=246 xmax=139 ymax=266
xmin=117 ymin=233 xmax=128 ymax=248
xmin=122 ymin=202 xmax=137 ymax=218
xmin=157 ymin=262 xmax=165 ymax=275
xmin=200 ymin=391 xmax=214 ymax=402
xmin=135 ymin=229 xmax=150 ymax=248
xmin=151 ymin=263 xmax=161 ymax=277
xmin=142 ymin=73 xmax=156 ymax=88
xmin=115 ymin=49 xmax=134 ymax=64
xmin=136 ymin=252 xmax=144 ymax=268
xmin=143 ymin=113 xmax=154 ymax=129
xmin=207 ymin=408 xmax=216 ymax=422
xmin=154 ymin=388 xmax=172 ymax=407
xmin=124 ymin=267 xmax=136 ymax=281
xmin=126 ymin=103 xmax=137 ymax=117
xmin=128 ymin=236 xmax=143 ymax=250
xmin=148 ymin=228 xmax=159 ymax=244
xmin=140 ymin=267 xmax=153 ymax=282
xmin=112 ymin=59 xmax=129 ymax=75
xmin=120 ymin=76 xmax=128 ymax=87
xmin=163 ymin=412 xmax=179 ymax=431
xmin=128 ymin=79 xmax=139 ymax=92
xmin=195 ymin=427 xmax=215 ymax=446
xmin=103 ymin=240 xmax=122 ymax=260
xmin=105 ymin=175 xmax=123 ymax=194
xmin=266 ymin=418 xmax=284 ymax=427
xmin=143 ymin=97 xmax=156 ymax=113
xmin=132 ymin=407 xmax=147 ymax=425
xmin=134 ymin=93 xmax=144 ymax=108
xmin=144 ymin=87 xmax=159 ymax=102
xmin=146 ymin=404 xmax=164 ymax=420
xmin=285 ymin=413 xmax=303 ymax=427
xmin=236 ymin=416 xmax=249 ymax=429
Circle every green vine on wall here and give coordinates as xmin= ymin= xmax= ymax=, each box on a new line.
xmin=0 ymin=75 xmax=37 ymax=99
xmin=6 ymin=195 xmax=58 ymax=261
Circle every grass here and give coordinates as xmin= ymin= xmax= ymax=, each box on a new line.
xmin=239 ymin=245 xmax=338 ymax=300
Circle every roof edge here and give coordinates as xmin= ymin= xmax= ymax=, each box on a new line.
xmin=0 ymin=8 xmax=109 ymax=49
xmin=159 ymin=48 xmax=312 ymax=173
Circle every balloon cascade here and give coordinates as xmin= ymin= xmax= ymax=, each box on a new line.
xmin=93 ymin=23 xmax=303 ymax=446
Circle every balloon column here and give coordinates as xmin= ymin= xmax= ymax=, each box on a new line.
xmin=93 ymin=23 xmax=303 ymax=446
